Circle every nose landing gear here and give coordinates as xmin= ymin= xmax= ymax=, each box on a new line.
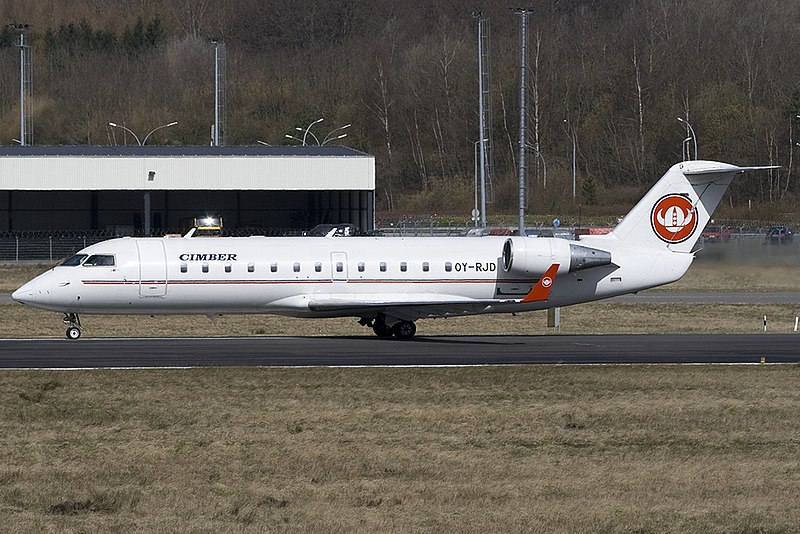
xmin=63 ymin=313 xmax=82 ymax=340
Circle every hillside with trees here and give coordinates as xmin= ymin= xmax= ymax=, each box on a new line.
xmin=1 ymin=0 xmax=799 ymax=219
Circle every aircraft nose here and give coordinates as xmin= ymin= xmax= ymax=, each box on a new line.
xmin=12 ymin=283 xmax=48 ymax=305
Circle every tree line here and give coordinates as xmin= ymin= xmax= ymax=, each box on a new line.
xmin=0 ymin=0 xmax=798 ymax=217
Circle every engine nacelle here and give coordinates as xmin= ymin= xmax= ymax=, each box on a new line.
xmin=502 ymin=237 xmax=612 ymax=275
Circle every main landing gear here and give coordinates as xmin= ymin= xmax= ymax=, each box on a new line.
xmin=359 ymin=315 xmax=417 ymax=340
xmin=63 ymin=313 xmax=82 ymax=340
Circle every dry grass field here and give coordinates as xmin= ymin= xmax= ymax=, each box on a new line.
xmin=1 ymin=366 xmax=799 ymax=532
xmin=1 ymin=257 xmax=798 ymax=532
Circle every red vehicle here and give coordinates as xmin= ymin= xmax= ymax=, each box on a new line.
xmin=701 ymin=225 xmax=731 ymax=243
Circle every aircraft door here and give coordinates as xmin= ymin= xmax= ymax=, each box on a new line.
xmin=331 ymin=252 xmax=348 ymax=282
xmin=137 ymin=240 xmax=168 ymax=297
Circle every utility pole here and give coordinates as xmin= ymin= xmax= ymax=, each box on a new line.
xmin=210 ymin=38 xmax=226 ymax=146
xmin=472 ymin=11 xmax=491 ymax=227
xmin=12 ymin=23 xmax=32 ymax=146
xmin=513 ymin=8 xmax=532 ymax=236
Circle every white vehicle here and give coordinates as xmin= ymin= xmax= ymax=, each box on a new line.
xmin=13 ymin=161 xmax=770 ymax=340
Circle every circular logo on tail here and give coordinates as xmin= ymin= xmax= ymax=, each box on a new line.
xmin=541 ymin=276 xmax=553 ymax=288
xmin=651 ymin=194 xmax=697 ymax=243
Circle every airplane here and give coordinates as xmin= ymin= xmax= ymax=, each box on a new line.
xmin=12 ymin=160 xmax=772 ymax=340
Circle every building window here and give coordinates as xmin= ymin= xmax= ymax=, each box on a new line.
xmin=358 ymin=262 xmax=365 ymax=272
xmin=380 ymin=262 xmax=387 ymax=272
xmin=422 ymin=262 xmax=429 ymax=272
xmin=271 ymin=263 xmax=278 ymax=273
xmin=294 ymin=262 xmax=301 ymax=273
xmin=180 ymin=263 xmax=188 ymax=273
xmin=315 ymin=262 xmax=322 ymax=273
xmin=445 ymin=262 xmax=452 ymax=272
xmin=247 ymin=262 xmax=255 ymax=273
xmin=400 ymin=262 xmax=407 ymax=272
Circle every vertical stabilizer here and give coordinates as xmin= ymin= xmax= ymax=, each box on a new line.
xmin=608 ymin=161 xmax=766 ymax=254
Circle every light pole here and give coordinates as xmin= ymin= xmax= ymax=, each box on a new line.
xmin=513 ymin=8 xmax=533 ymax=236
xmin=11 ymin=23 xmax=31 ymax=145
xmin=563 ymin=119 xmax=577 ymax=200
xmin=677 ymin=117 xmax=697 ymax=160
xmin=108 ymin=121 xmax=178 ymax=145
xmin=108 ymin=121 xmax=177 ymax=237
xmin=681 ymin=137 xmax=692 ymax=162
xmin=322 ymin=123 xmax=352 ymax=145
xmin=473 ymin=139 xmax=489 ymax=227
xmin=302 ymin=118 xmax=324 ymax=146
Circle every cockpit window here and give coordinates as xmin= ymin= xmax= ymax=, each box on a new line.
xmin=61 ymin=254 xmax=88 ymax=266
xmin=83 ymin=254 xmax=116 ymax=267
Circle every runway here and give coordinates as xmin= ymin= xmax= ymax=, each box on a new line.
xmin=0 ymin=334 xmax=797 ymax=368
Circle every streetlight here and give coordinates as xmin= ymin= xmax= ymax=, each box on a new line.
xmin=108 ymin=121 xmax=178 ymax=145
xmin=563 ymin=119 xmax=577 ymax=200
xmin=302 ymin=118 xmax=324 ymax=146
xmin=681 ymin=137 xmax=693 ymax=162
xmin=677 ymin=117 xmax=697 ymax=160
xmin=322 ymin=123 xmax=352 ymax=145
xmin=473 ymin=139 xmax=488 ymax=227
xmin=107 ymin=121 xmax=178 ymax=238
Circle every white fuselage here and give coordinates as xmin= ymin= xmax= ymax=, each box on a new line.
xmin=12 ymin=233 xmax=692 ymax=320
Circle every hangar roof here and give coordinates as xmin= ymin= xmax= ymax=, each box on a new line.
xmin=0 ymin=145 xmax=374 ymax=191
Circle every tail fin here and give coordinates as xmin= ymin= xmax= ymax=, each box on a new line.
xmin=609 ymin=161 xmax=775 ymax=253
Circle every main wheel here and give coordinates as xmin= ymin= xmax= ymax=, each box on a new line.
xmin=372 ymin=321 xmax=393 ymax=338
xmin=66 ymin=326 xmax=81 ymax=340
xmin=392 ymin=321 xmax=416 ymax=340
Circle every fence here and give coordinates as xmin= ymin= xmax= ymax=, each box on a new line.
xmin=0 ymin=219 xmax=794 ymax=261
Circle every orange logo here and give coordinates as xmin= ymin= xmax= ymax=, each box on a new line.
xmin=651 ymin=194 xmax=697 ymax=243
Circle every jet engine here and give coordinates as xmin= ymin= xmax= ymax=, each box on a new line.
xmin=502 ymin=237 xmax=612 ymax=275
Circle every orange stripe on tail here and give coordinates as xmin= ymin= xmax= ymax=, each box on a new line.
xmin=520 ymin=263 xmax=559 ymax=303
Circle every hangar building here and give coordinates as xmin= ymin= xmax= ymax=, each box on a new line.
xmin=0 ymin=145 xmax=375 ymax=235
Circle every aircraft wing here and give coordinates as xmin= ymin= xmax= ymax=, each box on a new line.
xmin=306 ymin=263 xmax=559 ymax=318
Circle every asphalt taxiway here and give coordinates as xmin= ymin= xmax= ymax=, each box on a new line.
xmin=0 ymin=334 xmax=797 ymax=368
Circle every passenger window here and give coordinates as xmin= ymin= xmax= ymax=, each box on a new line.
xmin=336 ymin=262 xmax=344 ymax=272
xmin=202 ymin=263 xmax=209 ymax=273
xmin=293 ymin=262 xmax=301 ymax=273
xmin=84 ymin=254 xmax=115 ymax=266
xmin=380 ymin=262 xmax=387 ymax=272
xmin=247 ymin=262 xmax=255 ymax=273
xmin=422 ymin=262 xmax=430 ymax=272
xmin=445 ymin=262 xmax=452 ymax=272
xmin=271 ymin=262 xmax=278 ymax=273
xmin=358 ymin=262 xmax=365 ymax=272
xmin=180 ymin=263 xmax=188 ymax=273
xmin=224 ymin=264 xmax=232 ymax=273
xmin=400 ymin=262 xmax=407 ymax=272
xmin=315 ymin=262 xmax=322 ymax=273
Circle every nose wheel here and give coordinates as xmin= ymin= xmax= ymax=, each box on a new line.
xmin=63 ymin=313 xmax=82 ymax=340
